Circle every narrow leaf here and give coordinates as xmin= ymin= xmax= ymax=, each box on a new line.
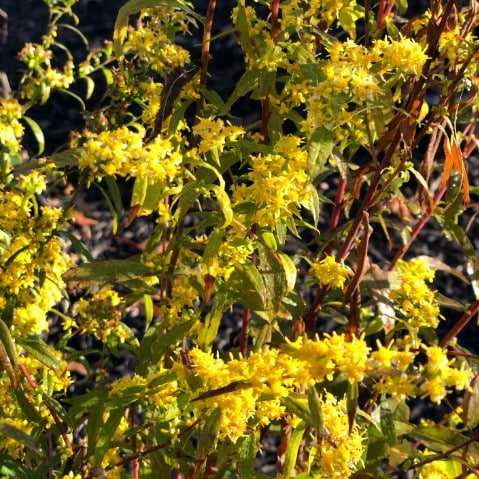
xmin=21 ymin=116 xmax=45 ymax=155
xmin=196 ymin=406 xmax=222 ymax=460
xmin=283 ymin=422 xmax=306 ymax=478
xmin=138 ymin=318 xmax=196 ymax=375
xmin=16 ymin=336 xmax=65 ymax=372
xmin=238 ymin=432 xmax=257 ymax=479
xmin=0 ymin=421 xmax=45 ymax=460
xmin=62 ymin=259 xmax=155 ymax=283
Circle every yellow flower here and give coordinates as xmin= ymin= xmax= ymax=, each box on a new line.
xmin=313 ymin=392 xmax=364 ymax=479
xmin=310 ymin=255 xmax=350 ymax=289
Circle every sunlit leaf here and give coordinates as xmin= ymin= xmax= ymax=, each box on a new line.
xmin=62 ymin=259 xmax=155 ymax=284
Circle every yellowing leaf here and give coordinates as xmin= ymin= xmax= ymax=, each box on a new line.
xmin=441 ymin=135 xmax=470 ymax=204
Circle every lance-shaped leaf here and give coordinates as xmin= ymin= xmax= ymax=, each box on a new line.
xmin=0 ymin=421 xmax=45 ymax=461
xmin=238 ymin=431 xmax=257 ymax=479
xmin=0 ymin=318 xmax=18 ymax=387
xmin=196 ymin=406 xmax=223 ymax=460
xmin=16 ymin=336 xmax=66 ymax=372
xmin=62 ymin=259 xmax=155 ymax=284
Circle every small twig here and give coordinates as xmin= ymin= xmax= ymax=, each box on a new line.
xmin=439 ymin=297 xmax=479 ymax=347
xmin=404 ymin=430 xmax=479 ymax=473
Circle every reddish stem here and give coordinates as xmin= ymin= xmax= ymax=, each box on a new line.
xmin=130 ymin=404 xmax=139 ymax=479
xmin=200 ymin=0 xmax=216 ymax=87
xmin=270 ymin=0 xmax=280 ymax=44
xmin=440 ymin=299 xmax=479 ymax=347
xmin=329 ymin=177 xmax=346 ymax=234
xmin=240 ymin=307 xmax=251 ymax=357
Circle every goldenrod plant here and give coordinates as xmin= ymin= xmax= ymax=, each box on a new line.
xmin=1 ymin=0 xmax=479 ymax=477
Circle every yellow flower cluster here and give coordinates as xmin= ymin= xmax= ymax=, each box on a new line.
xmin=313 ymin=392 xmax=364 ymax=479
xmin=369 ymin=336 xmax=471 ymax=403
xmin=0 ymin=418 xmax=34 ymax=459
xmin=420 ymin=345 xmax=471 ymax=403
xmin=0 ymin=97 xmax=24 ymax=154
xmin=390 ymin=257 xmax=440 ymax=330
xmin=280 ymin=0 xmax=360 ymax=30
xmin=77 ymin=126 xmax=182 ymax=182
xmin=285 ymin=333 xmax=371 ymax=384
xmin=301 ymin=37 xmax=427 ymax=148
xmin=124 ymin=8 xmax=191 ymax=74
xmin=0 ymin=172 xmax=70 ymax=336
xmin=310 ymin=255 xmax=351 ymax=289
xmin=17 ymin=42 xmax=74 ymax=102
xmin=192 ymin=117 xmax=244 ymax=157
xmin=174 ymin=348 xmax=297 ymax=443
xmin=74 ymin=285 xmax=135 ymax=348
xmin=201 ymin=234 xmax=255 ymax=283
xmin=232 ymin=135 xmax=314 ymax=226
xmin=172 ymin=346 xmax=365 ymax=475
xmin=156 ymin=275 xmax=200 ymax=328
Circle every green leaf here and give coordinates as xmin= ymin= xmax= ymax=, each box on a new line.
xmin=210 ymin=184 xmax=233 ymax=227
xmin=198 ymin=288 xmax=234 ymax=350
xmin=13 ymin=148 xmax=81 ymax=173
xmin=463 ymin=373 xmax=479 ymax=430
xmin=226 ymin=69 xmax=259 ymax=109
xmin=409 ymin=425 xmax=470 ymax=453
xmin=94 ymin=408 xmax=127 ymax=463
xmin=105 ymin=175 xmax=123 ymax=234
xmin=140 ymin=179 xmax=166 ymax=216
xmin=307 ymin=386 xmax=323 ymax=437
xmin=196 ymin=406 xmax=222 ymax=460
xmin=203 ymin=229 xmax=225 ymax=262
xmin=13 ymin=389 xmax=44 ymax=425
xmin=238 ymin=431 xmax=258 ymax=479
xmin=0 ymin=421 xmax=45 ymax=461
xmin=43 ymin=395 xmax=74 ymax=430
xmin=82 ymin=75 xmax=95 ymax=99
xmin=380 ymin=405 xmax=396 ymax=446
xmin=228 ymin=261 xmax=266 ymax=312
xmin=308 ymin=128 xmax=334 ymax=180
xmin=168 ymin=99 xmax=194 ymax=135
xmin=62 ymin=259 xmax=155 ymax=283
xmin=21 ymin=116 xmax=45 ymax=155
xmin=338 ymin=5 xmax=364 ymax=40
xmin=66 ymin=386 xmax=108 ymax=418
xmin=16 ymin=336 xmax=65 ymax=372
xmin=283 ymin=422 xmax=306 ymax=478
xmin=0 ymin=319 xmax=16 ymax=367
xmin=143 ymin=293 xmax=154 ymax=325
xmin=302 ymin=185 xmax=321 ymax=227
xmin=57 ymin=88 xmax=86 ymax=110
xmin=61 ymin=231 xmax=94 ymax=262
xmin=198 ymin=86 xmax=229 ymax=115
xmin=282 ymin=395 xmax=312 ymax=424
xmin=257 ymin=229 xmax=277 ymax=251
xmin=277 ymin=253 xmax=296 ymax=293
xmin=234 ymin=5 xmax=256 ymax=59
xmin=257 ymin=245 xmax=288 ymax=319
xmin=137 ymin=318 xmax=197 ymax=375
